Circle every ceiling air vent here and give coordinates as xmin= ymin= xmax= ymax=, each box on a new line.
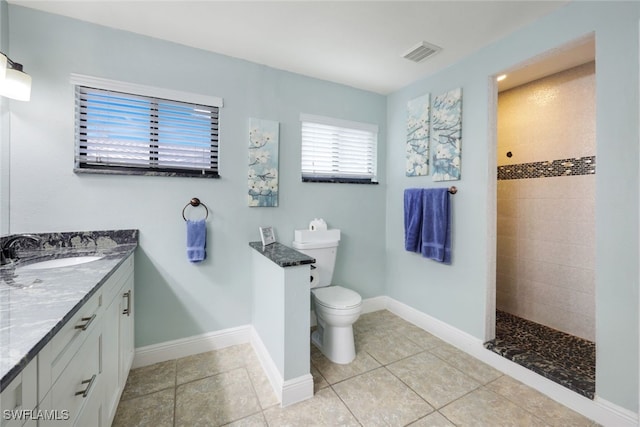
xmin=403 ymin=41 xmax=442 ymax=63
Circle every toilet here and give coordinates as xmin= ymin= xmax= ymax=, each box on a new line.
xmin=292 ymin=228 xmax=362 ymax=364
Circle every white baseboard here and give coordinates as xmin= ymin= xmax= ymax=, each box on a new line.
xmin=592 ymin=397 xmax=639 ymax=427
xmin=384 ymin=297 xmax=639 ymax=427
xmin=132 ymin=324 xmax=252 ymax=369
xmin=250 ymin=326 xmax=284 ymax=401
xmin=281 ymin=374 xmax=314 ymax=407
xmin=362 ymin=295 xmax=389 ymax=313
xmin=250 ymin=327 xmax=313 ymax=407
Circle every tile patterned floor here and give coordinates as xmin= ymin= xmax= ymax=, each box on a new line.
xmin=114 ymin=310 xmax=599 ymax=426
xmin=485 ymin=310 xmax=596 ymax=399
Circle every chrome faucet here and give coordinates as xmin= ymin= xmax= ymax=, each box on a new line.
xmin=1 ymin=234 xmax=41 ymax=265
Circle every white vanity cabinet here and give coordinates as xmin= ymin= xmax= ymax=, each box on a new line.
xmin=36 ymin=253 xmax=134 ymax=427
xmin=0 ymin=358 xmax=37 ymax=427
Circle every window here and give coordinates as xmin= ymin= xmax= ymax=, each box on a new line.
xmin=300 ymin=114 xmax=378 ymax=184
xmin=71 ymin=74 xmax=223 ymax=178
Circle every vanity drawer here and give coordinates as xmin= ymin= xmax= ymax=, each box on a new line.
xmin=38 ymin=287 xmax=102 ymax=395
xmin=41 ymin=327 xmax=100 ymax=427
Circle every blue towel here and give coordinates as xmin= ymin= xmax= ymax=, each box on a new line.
xmin=186 ymin=219 xmax=207 ymax=263
xmin=404 ymin=188 xmax=424 ymax=252
xmin=421 ymin=188 xmax=451 ymax=264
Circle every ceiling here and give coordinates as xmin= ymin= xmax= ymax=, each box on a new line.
xmin=10 ymin=1 xmax=575 ymax=94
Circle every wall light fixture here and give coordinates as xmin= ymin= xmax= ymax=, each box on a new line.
xmin=0 ymin=52 xmax=31 ymax=101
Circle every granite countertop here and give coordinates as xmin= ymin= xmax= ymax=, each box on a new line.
xmin=249 ymin=242 xmax=315 ymax=267
xmin=0 ymin=230 xmax=138 ymax=392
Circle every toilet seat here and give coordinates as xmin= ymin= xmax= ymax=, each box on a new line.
xmin=312 ymin=285 xmax=361 ymax=309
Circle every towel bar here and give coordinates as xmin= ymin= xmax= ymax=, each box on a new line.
xmin=448 ymin=186 xmax=457 ymax=194
xmin=182 ymin=197 xmax=209 ymax=221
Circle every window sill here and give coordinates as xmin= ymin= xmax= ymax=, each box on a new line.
xmin=74 ymin=167 xmax=220 ymax=179
xmin=302 ymin=177 xmax=378 ymax=184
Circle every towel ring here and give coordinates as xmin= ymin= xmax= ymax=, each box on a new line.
xmin=182 ymin=198 xmax=209 ymax=221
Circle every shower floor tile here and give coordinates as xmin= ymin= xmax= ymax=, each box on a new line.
xmin=484 ymin=310 xmax=595 ymax=399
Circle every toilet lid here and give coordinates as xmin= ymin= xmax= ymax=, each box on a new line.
xmin=313 ymin=286 xmax=362 ymax=309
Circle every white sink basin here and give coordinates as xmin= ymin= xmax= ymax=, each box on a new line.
xmin=21 ymin=256 xmax=104 ymax=270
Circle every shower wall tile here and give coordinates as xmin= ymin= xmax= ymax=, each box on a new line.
xmin=519 ymin=219 xmax=595 ymax=248
xmin=497 ymin=217 xmax=517 ymax=238
xmin=496 ymin=291 xmax=516 ymax=314
xmin=497 ymin=179 xmax=520 ymax=199
xmin=497 ymin=236 xmax=518 ymax=258
xmin=496 ymin=272 xmax=518 ymax=295
xmin=518 ymin=175 xmax=595 ymax=199
xmin=568 ymin=291 xmax=596 ymax=316
xmin=497 ymin=199 xmax=518 ymax=219
xmin=496 ymin=255 xmax=517 ymax=278
xmin=519 ymin=300 xmax=595 ymax=342
xmin=497 ymin=62 xmax=595 ymax=167
xmin=516 ymin=197 xmax=594 ymax=225
xmin=517 ymin=238 xmax=594 ymax=270
xmin=518 ymin=259 xmax=594 ymax=295
xmin=496 ymin=62 xmax=595 ymax=342
xmin=518 ymin=279 xmax=595 ymax=316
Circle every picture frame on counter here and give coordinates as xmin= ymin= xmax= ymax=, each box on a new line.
xmin=259 ymin=226 xmax=276 ymax=246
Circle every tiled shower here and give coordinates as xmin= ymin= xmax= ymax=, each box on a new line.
xmin=491 ymin=61 xmax=596 ymax=397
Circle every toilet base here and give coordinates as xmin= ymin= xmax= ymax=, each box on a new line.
xmin=311 ymin=321 xmax=356 ymax=365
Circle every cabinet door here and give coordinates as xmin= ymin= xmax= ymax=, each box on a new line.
xmin=102 ymin=257 xmax=135 ymax=426
xmin=119 ymin=271 xmax=134 ymax=384
xmin=102 ymin=291 xmax=121 ymax=424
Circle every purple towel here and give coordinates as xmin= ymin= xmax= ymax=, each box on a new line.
xmin=186 ymin=219 xmax=206 ymax=263
xmin=420 ymin=188 xmax=451 ymax=264
xmin=404 ymin=188 xmax=424 ymax=252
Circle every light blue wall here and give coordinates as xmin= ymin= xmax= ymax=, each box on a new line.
xmin=385 ymin=1 xmax=639 ymax=411
xmin=5 ymin=6 xmax=387 ymax=346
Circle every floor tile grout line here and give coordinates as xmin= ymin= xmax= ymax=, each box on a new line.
xmin=423 ymin=344 xmax=498 ymax=386
xmin=328 ymin=382 xmax=365 ymax=426
xmin=119 ymin=384 xmax=176 ymax=402
xmin=482 ymin=376 xmax=565 ymax=427
xmin=176 ymin=365 xmax=252 ymax=389
xmin=242 ymin=365 xmax=272 ymax=414
xmin=381 ymin=363 xmax=437 ymax=413
xmin=482 ymin=384 xmax=555 ymax=426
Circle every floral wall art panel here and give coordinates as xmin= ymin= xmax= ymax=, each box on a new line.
xmin=431 ymin=88 xmax=462 ymax=181
xmin=406 ymin=93 xmax=430 ymax=176
xmin=248 ymin=118 xmax=279 ymax=207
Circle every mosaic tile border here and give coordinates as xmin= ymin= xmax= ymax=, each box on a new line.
xmin=498 ymin=156 xmax=595 ymax=180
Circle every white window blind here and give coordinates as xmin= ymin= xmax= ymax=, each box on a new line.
xmin=300 ymin=114 xmax=378 ymax=183
xmin=73 ymin=76 xmax=221 ymax=178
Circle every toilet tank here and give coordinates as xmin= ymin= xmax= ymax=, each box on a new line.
xmin=292 ymin=229 xmax=340 ymax=288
